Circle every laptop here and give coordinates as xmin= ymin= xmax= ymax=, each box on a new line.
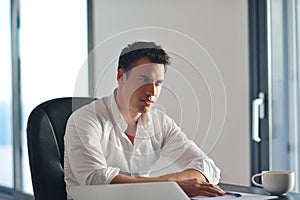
xmin=70 ymin=181 xmax=190 ymax=200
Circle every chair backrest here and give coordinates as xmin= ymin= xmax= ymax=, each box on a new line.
xmin=27 ymin=97 xmax=95 ymax=200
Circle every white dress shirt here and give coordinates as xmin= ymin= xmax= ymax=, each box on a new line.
xmin=64 ymin=90 xmax=221 ymax=199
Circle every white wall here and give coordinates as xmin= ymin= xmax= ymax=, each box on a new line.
xmin=90 ymin=0 xmax=250 ymax=186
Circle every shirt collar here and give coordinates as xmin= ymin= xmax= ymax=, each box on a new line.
xmin=109 ymin=89 xmax=127 ymax=133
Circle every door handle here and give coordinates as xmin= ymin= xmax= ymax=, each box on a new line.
xmin=252 ymin=92 xmax=265 ymax=142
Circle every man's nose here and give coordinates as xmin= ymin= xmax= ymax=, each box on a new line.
xmin=145 ymin=82 xmax=156 ymax=96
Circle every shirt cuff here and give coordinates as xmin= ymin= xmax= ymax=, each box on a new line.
xmin=184 ymin=160 xmax=221 ymax=185
xmin=106 ymin=166 xmax=120 ymax=184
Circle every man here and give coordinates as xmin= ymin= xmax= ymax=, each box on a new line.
xmin=64 ymin=41 xmax=224 ymax=199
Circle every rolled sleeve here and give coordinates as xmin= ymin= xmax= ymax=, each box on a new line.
xmin=184 ymin=155 xmax=221 ymax=185
xmin=64 ymin=110 xmax=119 ymax=187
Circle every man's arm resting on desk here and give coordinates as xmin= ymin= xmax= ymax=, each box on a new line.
xmin=111 ymin=169 xmax=225 ymax=197
xmin=158 ymin=168 xmax=207 ymax=182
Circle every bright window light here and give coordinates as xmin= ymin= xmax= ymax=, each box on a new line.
xmin=19 ymin=0 xmax=88 ymax=194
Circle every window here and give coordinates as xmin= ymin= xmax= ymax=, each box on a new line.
xmin=19 ymin=0 xmax=88 ymax=193
xmin=268 ymin=0 xmax=300 ymax=192
xmin=0 ymin=0 xmax=13 ymax=189
xmin=0 ymin=0 xmax=88 ymax=197
xmin=250 ymin=0 xmax=300 ymax=193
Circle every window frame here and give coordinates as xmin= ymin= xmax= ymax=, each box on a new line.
xmin=11 ymin=0 xmax=23 ymax=193
xmin=248 ymin=0 xmax=270 ymax=179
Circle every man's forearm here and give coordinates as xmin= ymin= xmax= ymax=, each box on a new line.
xmin=110 ymin=170 xmax=223 ymax=197
xmin=158 ymin=169 xmax=207 ymax=182
xmin=111 ymin=173 xmax=163 ymax=184
xmin=111 ymin=169 xmax=207 ymax=184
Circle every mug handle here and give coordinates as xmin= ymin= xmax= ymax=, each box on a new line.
xmin=251 ymin=173 xmax=263 ymax=187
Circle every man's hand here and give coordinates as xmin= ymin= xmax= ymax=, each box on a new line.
xmin=176 ymin=178 xmax=225 ymax=197
xmin=112 ymin=169 xmax=225 ymax=197
xmin=155 ymin=169 xmax=225 ymax=197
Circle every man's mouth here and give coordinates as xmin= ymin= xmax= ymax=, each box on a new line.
xmin=141 ymin=98 xmax=154 ymax=106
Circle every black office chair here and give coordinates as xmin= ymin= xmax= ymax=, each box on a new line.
xmin=27 ymin=97 xmax=96 ymax=200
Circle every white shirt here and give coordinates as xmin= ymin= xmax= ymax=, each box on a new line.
xmin=64 ymin=91 xmax=221 ymax=199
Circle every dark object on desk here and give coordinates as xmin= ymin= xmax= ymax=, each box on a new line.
xmin=27 ymin=97 xmax=96 ymax=200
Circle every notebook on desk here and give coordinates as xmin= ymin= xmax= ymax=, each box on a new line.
xmin=70 ymin=181 xmax=190 ymax=200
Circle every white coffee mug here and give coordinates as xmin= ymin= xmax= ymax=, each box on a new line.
xmin=251 ymin=170 xmax=295 ymax=195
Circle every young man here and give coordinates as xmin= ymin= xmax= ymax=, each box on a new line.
xmin=64 ymin=41 xmax=225 ymax=199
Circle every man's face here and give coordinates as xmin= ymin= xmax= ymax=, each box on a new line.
xmin=120 ymin=57 xmax=165 ymax=114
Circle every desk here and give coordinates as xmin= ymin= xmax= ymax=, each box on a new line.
xmin=219 ymin=183 xmax=300 ymax=200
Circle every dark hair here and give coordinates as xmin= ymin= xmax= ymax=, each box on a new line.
xmin=118 ymin=41 xmax=171 ymax=72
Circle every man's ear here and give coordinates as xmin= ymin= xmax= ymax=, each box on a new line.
xmin=117 ymin=68 xmax=126 ymax=84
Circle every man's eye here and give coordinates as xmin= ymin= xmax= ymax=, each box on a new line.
xmin=138 ymin=77 xmax=150 ymax=83
xmin=155 ymin=81 xmax=163 ymax=86
xmin=144 ymin=78 xmax=151 ymax=83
